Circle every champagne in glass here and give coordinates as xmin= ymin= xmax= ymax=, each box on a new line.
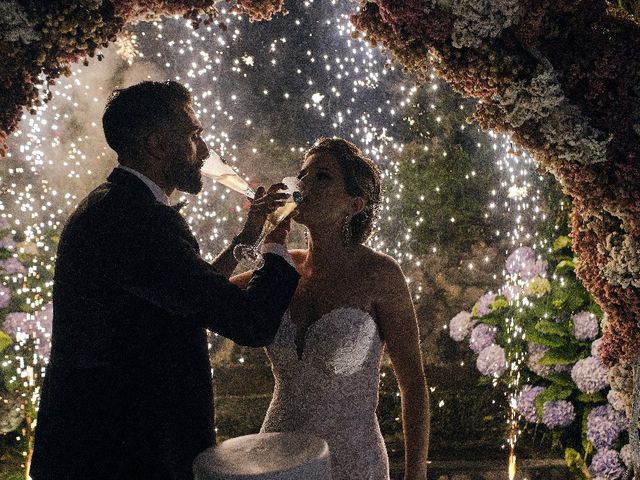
xmin=233 ymin=176 xmax=302 ymax=268
xmin=260 ymin=201 xmax=299 ymax=237
xmin=201 ymin=150 xmax=255 ymax=198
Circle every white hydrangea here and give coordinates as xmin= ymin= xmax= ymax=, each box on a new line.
xmin=540 ymin=105 xmax=610 ymax=165
xmin=449 ymin=0 xmax=521 ymax=49
xmin=607 ymin=389 xmax=628 ymax=413
xmin=495 ymin=66 xmax=565 ymax=128
xmin=449 ymin=311 xmax=474 ymax=342
xmin=0 ymin=1 xmax=40 ymax=44
xmin=571 ymin=311 xmax=599 ymax=341
xmin=599 ymin=232 xmax=640 ymax=289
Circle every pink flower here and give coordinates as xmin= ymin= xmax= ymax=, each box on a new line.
xmin=0 ymin=257 xmax=26 ymax=274
xmin=476 ymin=344 xmax=506 ymax=377
xmin=0 ymin=285 xmax=11 ymax=309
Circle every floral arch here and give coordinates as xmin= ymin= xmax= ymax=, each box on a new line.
xmin=1 ymin=0 xmax=639 ymax=475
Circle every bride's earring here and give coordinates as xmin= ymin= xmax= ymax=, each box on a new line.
xmin=341 ymin=215 xmax=352 ymax=245
xmin=304 ymin=227 xmax=309 ymax=246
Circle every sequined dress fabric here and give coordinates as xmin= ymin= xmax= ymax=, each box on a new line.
xmin=261 ymin=308 xmax=389 ymax=480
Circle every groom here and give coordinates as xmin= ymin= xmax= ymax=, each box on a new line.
xmin=31 ymin=81 xmax=300 ymax=480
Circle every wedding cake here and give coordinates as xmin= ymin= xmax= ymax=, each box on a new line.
xmin=193 ymin=432 xmax=332 ymax=480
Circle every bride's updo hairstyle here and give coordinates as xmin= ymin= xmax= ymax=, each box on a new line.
xmin=305 ymin=137 xmax=381 ymax=244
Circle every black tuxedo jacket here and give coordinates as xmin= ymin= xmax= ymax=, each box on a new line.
xmin=30 ymin=168 xmax=299 ymax=480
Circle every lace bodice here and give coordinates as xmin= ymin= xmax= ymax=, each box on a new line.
xmin=261 ymin=308 xmax=389 ymax=480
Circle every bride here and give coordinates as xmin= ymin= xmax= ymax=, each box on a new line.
xmin=231 ymin=137 xmax=430 ymax=480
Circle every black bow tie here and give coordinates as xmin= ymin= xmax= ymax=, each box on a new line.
xmin=170 ymin=200 xmax=189 ymax=212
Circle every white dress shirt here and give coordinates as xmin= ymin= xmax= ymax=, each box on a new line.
xmin=117 ymin=165 xmax=170 ymax=206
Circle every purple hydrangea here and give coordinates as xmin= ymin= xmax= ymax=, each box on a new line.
xmin=592 ymin=338 xmax=603 ymax=357
xmin=572 ymin=311 xmax=599 ymax=340
xmin=607 ymin=389 xmax=628 ymax=413
xmin=0 ymin=218 xmax=9 ymax=230
xmin=469 ymin=324 xmax=496 ymax=353
xmin=515 ymin=385 xmax=544 ymax=423
xmin=35 ymin=302 xmax=53 ymax=332
xmin=501 ymin=283 xmax=522 ymax=302
xmin=449 ymin=311 xmax=474 ymax=342
xmin=476 ymin=344 xmax=506 ymax=377
xmin=33 ymin=303 xmax=53 ymax=360
xmin=1 ymin=306 xmax=52 ymax=361
xmin=505 ymin=247 xmax=547 ymax=280
xmin=542 ymin=400 xmax=575 ymax=429
xmin=0 ymin=257 xmax=26 ymax=274
xmin=527 ymin=348 xmax=553 ymax=378
xmin=0 ymin=235 xmax=15 ymax=250
xmin=0 ymin=285 xmax=11 ymax=309
xmin=474 ymin=292 xmax=496 ymax=317
xmin=589 ymin=449 xmax=625 ymax=480
xmin=587 ymin=405 xmax=627 ymax=449
xmin=2 ymin=312 xmax=28 ymax=337
xmin=620 ymin=444 xmax=632 ymax=467
xmin=572 ymin=357 xmax=609 ymax=393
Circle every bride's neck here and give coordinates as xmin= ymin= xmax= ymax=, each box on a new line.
xmin=304 ymin=229 xmax=356 ymax=273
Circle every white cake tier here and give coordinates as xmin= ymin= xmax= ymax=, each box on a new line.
xmin=193 ymin=432 xmax=332 ymax=480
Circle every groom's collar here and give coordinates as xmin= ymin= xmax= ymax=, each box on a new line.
xmin=106 ymin=168 xmax=189 ymax=212
xmin=115 ymin=165 xmax=170 ymax=206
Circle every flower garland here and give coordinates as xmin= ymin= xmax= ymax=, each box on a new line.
xmin=1 ymin=0 xmax=638 ymax=471
xmin=449 ymin=241 xmax=629 ymax=478
xmin=350 ymin=0 xmax=640 ymax=374
xmin=0 ymin=0 xmax=286 ymax=155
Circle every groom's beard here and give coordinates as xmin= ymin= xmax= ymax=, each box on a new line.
xmin=172 ymin=155 xmax=203 ymax=194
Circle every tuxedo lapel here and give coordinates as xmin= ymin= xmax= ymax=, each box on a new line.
xmin=106 ymin=168 xmax=199 ymax=252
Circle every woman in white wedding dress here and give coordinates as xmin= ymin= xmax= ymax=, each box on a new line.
xmin=232 ymin=138 xmax=430 ymax=480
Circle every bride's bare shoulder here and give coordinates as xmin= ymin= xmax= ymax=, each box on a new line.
xmin=359 ymin=248 xmax=405 ymax=283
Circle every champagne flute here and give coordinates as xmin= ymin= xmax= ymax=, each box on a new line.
xmin=200 ymin=150 xmax=256 ymax=199
xmin=233 ymin=176 xmax=303 ymax=269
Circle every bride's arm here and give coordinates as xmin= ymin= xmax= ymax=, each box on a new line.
xmin=373 ymin=255 xmax=430 ymax=480
xmin=230 ymin=250 xmax=305 ymax=289
xmin=230 ymin=270 xmax=253 ymax=289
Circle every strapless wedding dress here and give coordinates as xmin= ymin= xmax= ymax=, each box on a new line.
xmin=261 ymin=308 xmax=389 ymax=480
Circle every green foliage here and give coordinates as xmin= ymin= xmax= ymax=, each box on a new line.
xmin=553 ymin=236 xmax=572 ymax=252
xmin=546 ymin=373 xmax=574 ymax=388
xmin=524 ymin=329 xmax=565 ymax=348
xmin=565 ymin=447 xmax=590 ymax=479
xmin=575 ymin=392 xmax=606 ymax=403
xmin=382 ymin=86 xmax=509 ymax=255
xmin=618 ymin=0 xmax=640 ymax=17
xmin=0 ymin=331 xmax=12 ymax=354
xmin=539 ymin=345 xmax=589 ymax=366
xmin=535 ymin=319 xmax=569 ymax=337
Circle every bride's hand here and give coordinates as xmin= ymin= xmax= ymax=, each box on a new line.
xmin=238 ymin=184 xmax=288 ymax=244
xmin=264 ymin=212 xmax=296 ymax=245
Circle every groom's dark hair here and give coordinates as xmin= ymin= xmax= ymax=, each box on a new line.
xmin=306 ymin=137 xmax=381 ymax=244
xmin=102 ymin=80 xmax=192 ymax=161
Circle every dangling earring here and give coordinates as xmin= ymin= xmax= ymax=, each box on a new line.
xmin=341 ymin=215 xmax=352 ymax=245
xmin=304 ymin=227 xmax=309 ymax=246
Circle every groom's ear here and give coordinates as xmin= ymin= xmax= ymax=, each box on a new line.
xmin=145 ymin=130 xmax=167 ymax=157
xmin=350 ymin=197 xmax=366 ymax=216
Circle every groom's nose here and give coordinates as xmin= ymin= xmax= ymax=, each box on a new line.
xmin=197 ymin=137 xmax=210 ymax=161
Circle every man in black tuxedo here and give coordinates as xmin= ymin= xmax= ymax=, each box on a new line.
xmin=31 ymin=81 xmax=300 ymax=480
